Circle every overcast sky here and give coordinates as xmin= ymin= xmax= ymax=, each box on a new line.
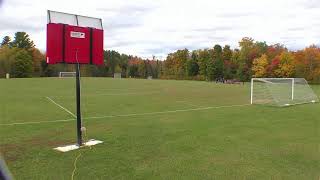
xmin=0 ymin=0 xmax=319 ymax=59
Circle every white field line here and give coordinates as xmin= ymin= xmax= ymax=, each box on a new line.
xmin=46 ymin=97 xmax=76 ymax=118
xmin=175 ymin=100 xmax=202 ymax=108
xmin=85 ymin=104 xmax=251 ymax=120
xmin=0 ymin=104 xmax=251 ymax=126
xmin=0 ymin=118 xmax=75 ymax=126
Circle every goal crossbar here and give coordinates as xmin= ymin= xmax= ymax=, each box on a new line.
xmin=59 ymin=72 xmax=76 ymax=78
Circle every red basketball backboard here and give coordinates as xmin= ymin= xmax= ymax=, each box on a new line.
xmin=46 ymin=10 xmax=104 ymax=65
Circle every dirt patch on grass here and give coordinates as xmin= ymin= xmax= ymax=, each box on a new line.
xmin=0 ymin=143 xmax=24 ymax=162
xmin=0 ymin=137 xmax=73 ymax=163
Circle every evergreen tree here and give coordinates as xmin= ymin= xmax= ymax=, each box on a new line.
xmin=10 ymin=32 xmax=35 ymax=50
xmin=1 ymin=36 xmax=11 ymax=47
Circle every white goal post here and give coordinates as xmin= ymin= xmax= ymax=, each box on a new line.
xmin=114 ymin=73 xmax=121 ymax=79
xmin=251 ymin=78 xmax=319 ymax=106
xmin=59 ymin=72 xmax=76 ymax=78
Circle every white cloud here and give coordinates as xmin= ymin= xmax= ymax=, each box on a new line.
xmin=0 ymin=0 xmax=319 ymax=58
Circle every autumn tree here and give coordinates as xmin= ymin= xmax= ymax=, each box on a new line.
xmin=252 ymin=54 xmax=269 ymax=77
xmin=274 ymin=51 xmax=295 ymax=77
xmin=31 ymin=48 xmax=45 ymax=76
xmin=266 ymin=44 xmax=286 ymax=60
xmin=267 ymin=56 xmax=280 ymax=77
xmin=238 ymin=37 xmax=255 ymax=80
xmin=197 ymin=49 xmax=211 ymax=79
xmin=164 ymin=49 xmax=189 ymax=78
xmin=138 ymin=60 xmax=147 ymax=78
xmin=127 ymin=57 xmax=145 ymax=78
xmin=239 ymin=37 xmax=255 ymax=64
xmin=294 ymin=45 xmax=320 ymax=82
xmin=0 ymin=46 xmax=19 ymax=77
xmin=174 ymin=49 xmax=189 ymax=77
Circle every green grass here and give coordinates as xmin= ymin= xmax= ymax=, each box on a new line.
xmin=0 ymin=78 xmax=319 ymax=180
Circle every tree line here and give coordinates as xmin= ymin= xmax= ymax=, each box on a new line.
xmin=1 ymin=33 xmax=320 ymax=83
xmin=164 ymin=37 xmax=320 ymax=83
xmin=0 ymin=32 xmax=162 ymax=78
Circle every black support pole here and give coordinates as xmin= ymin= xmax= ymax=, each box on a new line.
xmin=75 ymin=63 xmax=83 ymax=146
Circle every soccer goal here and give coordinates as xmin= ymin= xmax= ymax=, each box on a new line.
xmin=251 ymin=78 xmax=319 ymax=106
xmin=59 ymin=72 xmax=76 ymax=78
xmin=114 ymin=73 xmax=121 ymax=79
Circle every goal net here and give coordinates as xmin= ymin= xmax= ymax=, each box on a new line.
xmin=114 ymin=73 xmax=121 ymax=79
xmin=59 ymin=72 xmax=76 ymax=78
xmin=251 ymin=78 xmax=319 ymax=106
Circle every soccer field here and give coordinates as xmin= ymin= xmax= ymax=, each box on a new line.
xmin=0 ymin=78 xmax=319 ymax=179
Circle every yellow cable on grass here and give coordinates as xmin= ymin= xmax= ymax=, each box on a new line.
xmin=71 ymin=151 xmax=82 ymax=180
xmin=71 ymin=127 xmax=92 ymax=180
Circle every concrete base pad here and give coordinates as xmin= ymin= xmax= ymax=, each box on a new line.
xmin=54 ymin=139 xmax=103 ymax=152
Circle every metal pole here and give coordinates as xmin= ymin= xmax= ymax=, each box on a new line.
xmin=291 ymin=78 xmax=294 ymax=100
xmin=75 ymin=51 xmax=82 ymax=146
xmin=250 ymin=78 xmax=254 ymax=104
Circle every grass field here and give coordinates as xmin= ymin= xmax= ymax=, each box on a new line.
xmin=0 ymin=78 xmax=319 ymax=180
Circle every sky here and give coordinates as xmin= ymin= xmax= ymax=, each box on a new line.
xmin=0 ymin=0 xmax=319 ymax=59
